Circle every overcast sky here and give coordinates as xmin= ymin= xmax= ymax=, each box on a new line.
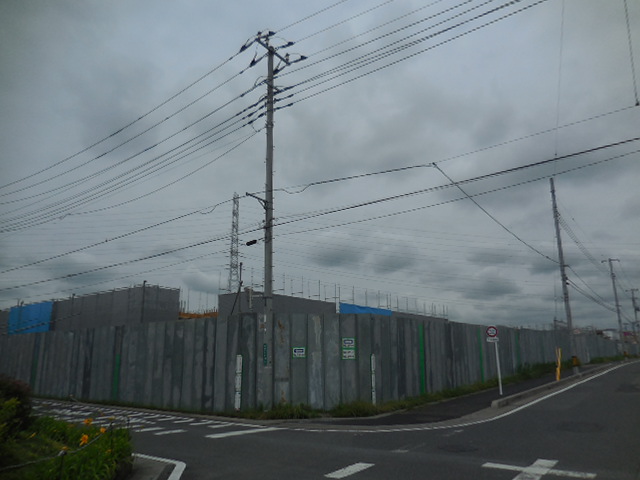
xmin=1 ymin=0 xmax=639 ymax=331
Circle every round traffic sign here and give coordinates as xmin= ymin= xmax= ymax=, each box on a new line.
xmin=486 ymin=325 xmax=498 ymax=337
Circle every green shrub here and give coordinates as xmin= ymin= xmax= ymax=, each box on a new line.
xmin=0 ymin=416 xmax=132 ymax=480
xmin=0 ymin=398 xmax=20 ymax=447
xmin=0 ymin=375 xmax=32 ymax=432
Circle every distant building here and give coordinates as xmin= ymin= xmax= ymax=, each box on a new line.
xmin=218 ymin=289 xmax=336 ymax=318
xmin=1 ymin=284 xmax=179 ymax=334
xmin=217 ymin=289 xmax=447 ymax=323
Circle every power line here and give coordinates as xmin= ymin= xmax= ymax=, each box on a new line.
xmin=0 ymin=50 xmax=247 ymax=192
xmin=280 ymin=0 xmax=550 ymax=105
xmin=433 ymin=163 xmax=557 ymax=263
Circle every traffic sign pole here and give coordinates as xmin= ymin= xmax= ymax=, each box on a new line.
xmin=486 ymin=326 xmax=503 ymax=396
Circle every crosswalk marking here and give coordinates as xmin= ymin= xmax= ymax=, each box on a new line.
xmin=154 ymin=429 xmax=187 ymax=436
xmin=206 ymin=422 xmax=234 ymax=429
xmin=135 ymin=427 xmax=164 ymax=433
xmin=325 ymin=463 xmax=375 ymax=479
xmin=205 ymin=427 xmax=279 ymax=439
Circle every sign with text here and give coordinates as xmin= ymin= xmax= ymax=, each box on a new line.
xmin=342 ymin=337 xmax=356 ymax=360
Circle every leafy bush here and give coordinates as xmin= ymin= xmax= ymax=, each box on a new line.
xmin=0 ymin=398 xmax=20 ymax=445
xmin=0 ymin=416 xmax=132 ymax=480
xmin=0 ymin=375 xmax=32 ymax=433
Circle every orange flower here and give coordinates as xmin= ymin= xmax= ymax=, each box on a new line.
xmin=79 ymin=434 xmax=89 ymax=446
xmin=83 ymin=418 xmax=93 ymax=426
xmin=100 ymin=427 xmax=107 ymax=434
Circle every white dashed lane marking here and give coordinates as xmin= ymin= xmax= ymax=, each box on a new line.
xmin=205 ymin=426 xmax=280 ymax=439
xmin=325 ymin=463 xmax=375 ymax=479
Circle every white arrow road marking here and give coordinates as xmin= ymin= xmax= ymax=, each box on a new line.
xmin=205 ymin=426 xmax=279 ymax=439
xmin=325 ymin=463 xmax=375 ymax=479
xmin=482 ymin=459 xmax=596 ymax=479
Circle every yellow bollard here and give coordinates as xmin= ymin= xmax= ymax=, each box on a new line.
xmin=555 ymin=347 xmax=562 ymax=381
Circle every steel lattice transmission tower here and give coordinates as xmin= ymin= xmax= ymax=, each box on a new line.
xmin=228 ymin=193 xmax=240 ymax=292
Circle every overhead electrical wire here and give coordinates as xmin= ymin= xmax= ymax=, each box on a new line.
xmin=1 ymin=126 xmax=260 ymax=232
xmin=1 ymin=81 xmax=264 ymax=209
xmin=5 ymin=138 xmax=637 ymax=295
xmin=0 ymin=49 xmax=249 ymax=192
xmin=0 ymin=199 xmax=235 ymax=275
xmin=277 ymin=0 xmax=550 ymax=106
xmin=432 ymin=162 xmax=557 ymax=263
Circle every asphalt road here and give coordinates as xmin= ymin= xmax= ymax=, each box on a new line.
xmin=35 ymin=361 xmax=640 ymax=479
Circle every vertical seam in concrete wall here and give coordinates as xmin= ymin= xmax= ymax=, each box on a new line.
xmin=30 ymin=334 xmax=41 ymax=389
xmin=111 ymin=326 xmax=123 ymax=402
xmin=477 ymin=328 xmax=485 ymax=383
xmin=418 ymin=323 xmax=426 ymax=395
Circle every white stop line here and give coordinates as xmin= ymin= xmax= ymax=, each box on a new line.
xmin=482 ymin=458 xmax=596 ymax=479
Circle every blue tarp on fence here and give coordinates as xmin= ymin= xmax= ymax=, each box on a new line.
xmin=9 ymin=302 xmax=53 ymax=334
xmin=339 ymin=302 xmax=392 ymax=316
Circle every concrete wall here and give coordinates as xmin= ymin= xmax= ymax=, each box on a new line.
xmin=52 ymin=285 xmax=180 ymax=331
xmin=0 ymin=314 xmax=624 ymax=412
xmin=218 ymin=291 xmax=337 ymax=318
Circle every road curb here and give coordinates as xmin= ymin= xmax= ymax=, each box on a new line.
xmin=490 ymin=363 xmax=617 ymax=409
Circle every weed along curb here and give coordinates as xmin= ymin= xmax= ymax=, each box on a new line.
xmin=490 ymin=363 xmax=618 ymax=409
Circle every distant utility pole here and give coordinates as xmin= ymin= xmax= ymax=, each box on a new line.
xmin=549 ymin=178 xmax=578 ymax=373
xmin=242 ymin=31 xmax=304 ymax=409
xmin=628 ymin=288 xmax=639 ymax=342
xmin=602 ymin=258 xmax=624 ymax=353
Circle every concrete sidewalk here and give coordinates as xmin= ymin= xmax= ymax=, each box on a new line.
xmin=130 ymin=454 xmax=184 ymax=480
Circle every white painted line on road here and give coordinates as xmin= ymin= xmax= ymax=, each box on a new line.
xmin=171 ymin=418 xmax=194 ymax=423
xmin=205 ymin=426 xmax=280 ymax=439
xmin=134 ymin=453 xmax=186 ymax=480
xmin=291 ymin=363 xmax=629 ymax=435
xmin=134 ymin=426 xmax=164 ymax=433
xmin=154 ymin=429 xmax=187 ymax=436
xmin=325 ymin=463 xmax=375 ymax=478
xmin=482 ymin=458 xmax=596 ymax=479
xmin=189 ymin=421 xmax=213 ymax=426
xmin=206 ymin=422 xmax=235 ymax=429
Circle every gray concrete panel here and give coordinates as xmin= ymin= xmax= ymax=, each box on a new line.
xmin=171 ymin=322 xmax=185 ymax=408
xmin=274 ymin=314 xmax=291 ymax=406
xmin=225 ymin=315 xmax=240 ymax=411
xmin=180 ymin=321 xmax=195 ymax=409
xmin=202 ymin=318 xmax=216 ymax=411
xmin=339 ymin=314 xmax=358 ymax=404
xmin=307 ymin=315 xmax=324 ymax=409
xmin=240 ymin=314 xmax=257 ymax=410
xmin=213 ymin=316 xmax=228 ymax=412
xmin=290 ymin=314 xmax=308 ymax=406
xmin=356 ymin=315 xmax=372 ymax=403
xmin=191 ymin=319 xmax=206 ymax=411
xmin=161 ymin=321 xmax=175 ymax=408
xmin=323 ymin=314 xmax=341 ymax=409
